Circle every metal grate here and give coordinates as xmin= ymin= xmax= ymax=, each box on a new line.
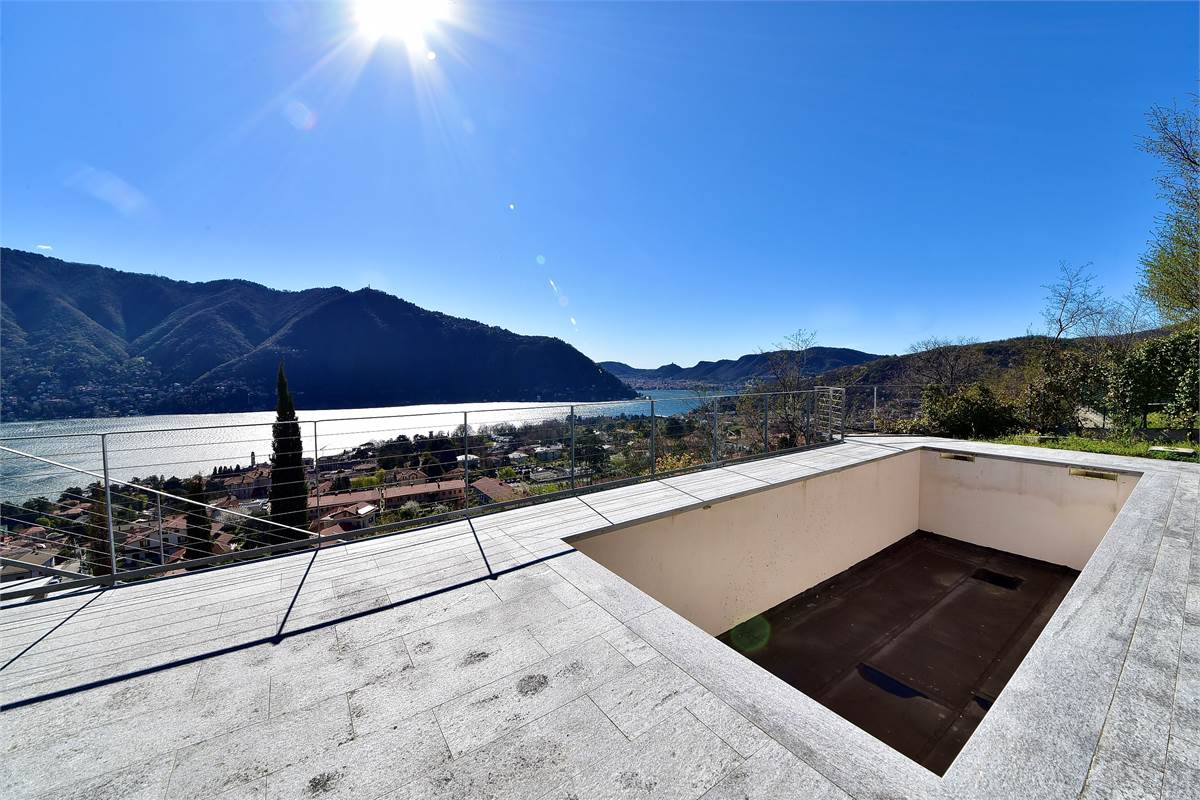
xmin=813 ymin=386 xmax=846 ymax=443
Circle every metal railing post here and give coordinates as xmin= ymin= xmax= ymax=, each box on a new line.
xmin=841 ymin=388 xmax=847 ymax=441
xmin=873 ymin=386 xmax=878 ymax=432
xmin=830 ymin=387 xmax=838 ymax=440
xmin=156 ymin=492 xmax=165 ymax=565
xmin=711 ymin=402 xmax=719 ymax=464
xmin=762 ymin=394 xmax=770 ymax=453
xmin=311 ymin=421 xmax=321 ymax=520
xmin=806 ymin=391 xmax=814 ymax=444
xmin=462 ymin=411 xmax=470 ymax=506
xmin=100 ymin=434 xmax=118 ymax=576
xmin=569 ymin=405 xmax=576 ymax=491
xmin=824 ymin=389 xmax=830 ymax=440
xmin=825 ymin=388 xmax=832 ymax=440
xmin=649 ymin=399 xmax=657 ymax=476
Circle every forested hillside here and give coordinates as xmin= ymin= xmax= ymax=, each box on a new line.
xmin=0 ymin=249 xmax=636 ymax=420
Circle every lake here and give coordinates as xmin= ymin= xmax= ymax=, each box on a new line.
xmin=0 ymin=390 xmax=708 ymax=501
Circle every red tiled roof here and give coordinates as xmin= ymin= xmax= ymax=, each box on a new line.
xmin=309 ymin=487 xmax=380 ymax=510
xmin=308 ymin=481 xmax=465 ymax=510
xmin=212 ymin=531 xmax=235 ymax=554
xmin=382 ymin=480 xmax=465 ymax=500
xmin=470 ymin=477 xmax=517 ymax=503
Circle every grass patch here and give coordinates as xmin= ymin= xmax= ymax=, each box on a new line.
xmin=990 ymin=435 xmax=1196 ymax=463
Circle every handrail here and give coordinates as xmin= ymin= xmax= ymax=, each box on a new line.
xmin=1 ymin=387 xmax=847 ymax=599
xmin=0 ymin=556 xmax=87 ymax=580
xmin=0 ymin=388 xmax=822 ymax=442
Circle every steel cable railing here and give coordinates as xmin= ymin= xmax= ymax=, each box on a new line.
xmin=1 ymin=388 xmax=846 ymax=600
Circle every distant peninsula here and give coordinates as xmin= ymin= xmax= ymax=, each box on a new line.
xmin=599 ymin=347 xmax=881 ymax=389
xmin=0 ymin=248 xmax=637 ymax=421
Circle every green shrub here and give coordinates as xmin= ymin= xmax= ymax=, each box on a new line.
xmin=991 ymin=434 xmax=1196 ymax=463
xmin=877 ymin=416 xmax=928 ymax=435
xmin=1108 ymin=326 xmax=1199 ymax=429
xmin=921 ymin=383 xmax=1022 ymax=439
xmin=1021 ymin=347 xmax=1107 ymax=434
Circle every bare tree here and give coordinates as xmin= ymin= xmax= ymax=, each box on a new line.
xmin=1139 ymin=99 xmax=1200 ymax=322
xmin=763 ymin=328 xmax=819 ymax=392
xmin=1088 ymin=292 xmax=1162 ymax=358
xmin=1142 ymin=99 xmax=1200 ymax=221
xmin=741 ymin=329 xmax=819 ymax=449
xmin=1042 ymin=261 xmax=1106 ymax=340
xmin=905 ymin=336 xmax=982 ymax=387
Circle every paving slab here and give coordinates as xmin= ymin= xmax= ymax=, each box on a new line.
xmin=661 ymin=468 xmax=768 ymax=501
xmin=347 ymin=627 xmax=551 ymax=737
xmin=1162 ymin=734 xmax=1200 ymax=800
xmin=435 ymin=635 xmax=632 ymax=756
xmin=402 ymin=587 xmax=567 ymax=665
xmin=589 ymin=655 xmax=707 ymax=739
xmin=601 ymin=624 xmax=659 ymax=667
xmin=686 ymin=690 xmax=773 ymax=759
xmin=545 ymin=707 xmax=743 ymax=800
xmin=384 ymin=696 xmax=627 ymax=800
xmin=548 ymin=550 xmax=661 ymax=622
xmin=527 ymin=599 xmax=622 ymax=654
xmin=262 ymin=710 xmax=449 ymax=800
xmin=701 ymin=739 xmax=850 ymax=800
xmin=1082 ymin=534 xmax=1190 ymax=800
xmin=36 ymin=757 xmax=176 ymax=800
xmin=165 ymin=692 xmax=353 ymax=800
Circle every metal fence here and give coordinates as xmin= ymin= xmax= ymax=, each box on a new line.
xmin=842 ymin=384 xmax=932 ymax=432
xmin=1 ymin=387 xmax=845 ymax=599
xmin=839 ymin=384 xmax=1192 ymax=436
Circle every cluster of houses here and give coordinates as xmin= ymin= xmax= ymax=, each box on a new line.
xmin=2 ymin=426 xmax=627 ymax=582
xmin=299 ymin=435 xmax=616 ymax=536
xmin=0 ymin=493 xmax=250 ymax=585
xmin=0 ymin=539 xmax=70 ymax=585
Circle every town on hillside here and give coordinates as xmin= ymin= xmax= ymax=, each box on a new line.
xmin=2 ymin=398 xmax=837 ymax=584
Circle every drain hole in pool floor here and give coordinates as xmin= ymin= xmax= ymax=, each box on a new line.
xmin=718 ymin=530 xmax=1078 ymax=775
xmin=971 ymin=568 xmax=1024 ymax=590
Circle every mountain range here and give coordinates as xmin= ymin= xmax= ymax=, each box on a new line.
xmin=3 ymin=248 xmax=1152 ymax=424
xmin=599 ymin=347 xmax=882 ymax=388
xmin=0 ymin=248 xmax=636 ymax=420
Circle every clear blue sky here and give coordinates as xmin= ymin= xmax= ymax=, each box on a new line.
xmin=2 ymin=1 xmax=1195 ymax=367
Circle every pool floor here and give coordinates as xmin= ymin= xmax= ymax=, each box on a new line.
xmin=718 ymin=531 xmax=1079 ymax=774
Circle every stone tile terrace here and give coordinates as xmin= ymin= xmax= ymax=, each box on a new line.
xmin=1 ymin=438 xmax=1196 ymax=799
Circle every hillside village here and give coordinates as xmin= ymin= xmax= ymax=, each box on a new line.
xmin=1 ymin=413 xmax=697 ymax=583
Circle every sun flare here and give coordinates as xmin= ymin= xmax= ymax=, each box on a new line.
xmin=354 ymin=0 xmax=451 ymax=49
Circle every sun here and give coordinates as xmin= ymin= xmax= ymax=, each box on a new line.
xmin=354 ymin=0 xmax=451 ymax=49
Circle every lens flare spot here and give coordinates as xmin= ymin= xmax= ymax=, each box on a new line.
xmin=283 ymin=100 xmax=317 ymax=131
xmin=536 ymin=254 xmax=546 ymax=265
xmin=729 ymin=615 xmax=771 ymax=653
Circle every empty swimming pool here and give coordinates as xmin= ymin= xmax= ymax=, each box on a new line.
xmin=571 ymin=449 xmax=1137 ymax=773
xmin=718 ymin=531 xmax=1078 ymax=774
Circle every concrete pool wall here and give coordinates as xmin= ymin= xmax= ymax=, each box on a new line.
xmin=919 ymin=449 xmax=1136 ymax=569
xmin=571 ymin=449 xmax=1138 ymax=635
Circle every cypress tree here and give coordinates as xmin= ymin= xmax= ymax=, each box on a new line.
xmin=183 ymin=474 xmax=212 ymax=565
xmin=269 ymin=362 xmax=308 ymax=538
xmin=83 ymin=484 xmax=114 ymax=577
